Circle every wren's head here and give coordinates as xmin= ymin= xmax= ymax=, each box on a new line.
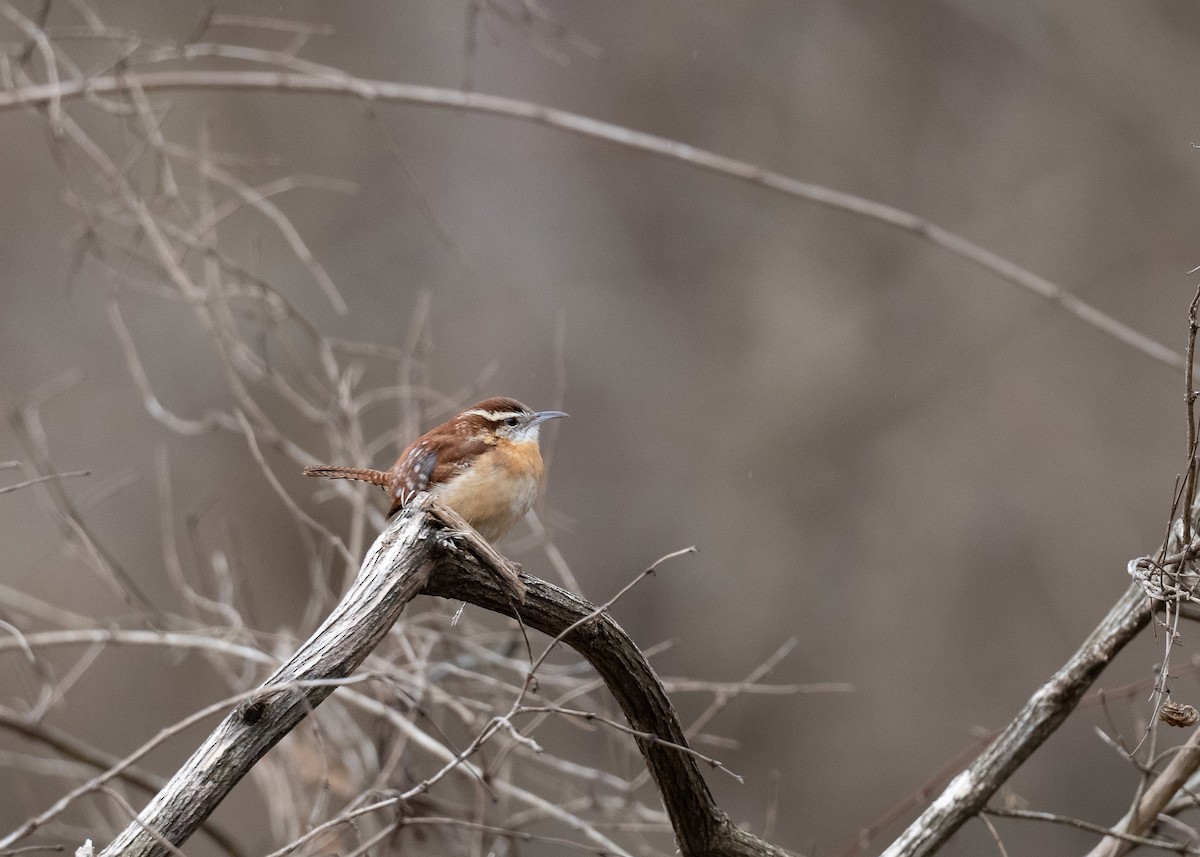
xmin=458 ymin=397 xmax=569 ymax=445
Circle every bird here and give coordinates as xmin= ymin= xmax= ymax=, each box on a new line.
xmin=303 ymin=397 xmax=567 ymax=542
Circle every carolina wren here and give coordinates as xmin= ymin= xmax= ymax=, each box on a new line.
xmin=303 ymin=397 xmax=567 ymax=542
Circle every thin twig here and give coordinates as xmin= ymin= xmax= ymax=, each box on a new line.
xmin=516 ymin=705 xmax=744 ymax=782
xmin=0 ymin=470 xmax=90 ymax=496
xmin=1087 ymin=725 xmax=1200 ymax=857
xmin=988 ymin=806 xmax=1200 ymax=855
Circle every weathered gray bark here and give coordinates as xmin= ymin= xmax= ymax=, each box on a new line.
xmin=100 ymin=495 xmax=793 ymax=857
xmin=879 ymin=584 xmax=1151 ymax=857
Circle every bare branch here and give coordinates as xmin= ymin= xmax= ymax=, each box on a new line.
xmin=1086 ymin=726 xmax=1200 ymax=857
xmin=988 ymin=806 xmax=1199 ymax=855
xmin=89 ymin=496 xmax=791 ymax=857
xmin=879 ymin=585 xmax=1150 ymax=857
xmin=0 ymin=470 xmax=90 ymax=496
xmin=0 ymin=70 xmax=1180 ymax=370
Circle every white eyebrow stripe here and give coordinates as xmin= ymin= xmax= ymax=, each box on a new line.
xmin=462 ymin=409 xmax=525 ymax=421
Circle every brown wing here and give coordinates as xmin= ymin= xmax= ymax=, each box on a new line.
xmin=385 ymin=433 xmax=491 ymax=516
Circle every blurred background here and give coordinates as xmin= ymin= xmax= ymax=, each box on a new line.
xmin=2 ymin=1 xmax=1200 ymax=854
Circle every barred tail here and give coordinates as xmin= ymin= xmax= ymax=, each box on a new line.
xmin=302 ymin=465 xmax=390 ymax=487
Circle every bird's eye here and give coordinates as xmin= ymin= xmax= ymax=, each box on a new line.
xmin=503 ymin=416 xmax=521 ymax=428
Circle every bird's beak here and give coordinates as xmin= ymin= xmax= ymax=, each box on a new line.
xmin=529 ymin=409 xmax=568 ymax=428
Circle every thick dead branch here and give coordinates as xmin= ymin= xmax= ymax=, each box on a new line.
xmin=880 ymin=584 xmax=1151 ymax=857
xmin=98 ymin=494 xmax=792 ymax=857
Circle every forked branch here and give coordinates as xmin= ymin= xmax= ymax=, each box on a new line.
xmin=97 ymin=494 xmax=793 ymax=857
